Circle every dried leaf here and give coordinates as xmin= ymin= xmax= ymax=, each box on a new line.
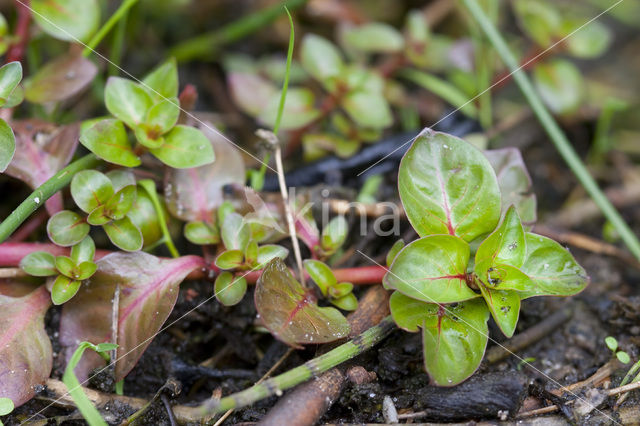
xmin=0 ymin=286 xmax=52 ymax=407
xmin=164 ymin=122 xmax=245 ymax=221
xmin=5 ymin=120 xmax=79 ymax=215
xmin=59 ymin=252 xmax=204 ymax=381
xmin=24 ymin=53 xmax=97 ymax=104
xmin=255 ymin=259 xmax=350 ymax=348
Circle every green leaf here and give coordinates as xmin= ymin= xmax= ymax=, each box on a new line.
xmin=149 ymin=125 xmax=215 ymax=168
xmin=389 ymin=292 xmax=489 ymax=385
xmin=513 ymin=0 xmax=560 ymax=47
xmin=133 ymin=126 xmax=164 ymax=149
xmin=616 ymin=351 xmax=630 ymax=364
xmin=79 ymin=119 xmax=141 ymax=167
xmin=71 ymin=170 xmax=114 ymax=214
xmin=214 ymin=272 xmax=247 ymax=306
xmin=341 ymin=23 xmax=404 ymax=53
xmin=532 ymin=59 xmax=584 ymax=115
xmin=0 ymin=61 xmax=22 ymax=107
xmin=142 ymin=97 xmax=180 ymax=136
xmin=341 ymin=90 xmax=392 ymax=129
xmin=55 ymin=256 xmax=76 ymax=279
xmin=141 ymin=59 xmax=179 ymax=101
xmin=386 ymin=239 xmax=405 ymax=268
xmin=321 ymin=216 xmax=348 ymax=254
xmin=300 ymin=34 xmax=344 ymax=82
xmin=71 ymin=236 xmax=95 ymax=264
xmin=398 ymin=129 xmax=501 ymax=241
xmin=255 ymin=259 xmax=351 ymax=348
xmin=328 ymin=282 xmax=353 ymax=299
xmin=220 ymin=212 xmax=250 ymax=251
xmin=475 ymin=206 xmax=526 ymax=268
xmin=103 ymin=216 xmax=143 ymax=252
xmin=304 ymin=259 xmax=336 ymax=296
xmin=0 ymin=117 xmax=15 ymax=172
xmin=478 ymin=285 xmax=520 ymax=338
xmin=47 ymin=210 xmax=90 ymax=247
xmin=104 ymin=185 xmax=137 ymax=220
xmin=105 ymin=77 xmax=153 ymax=128
xmin=256 ymin=245 xmax=289 ymax=267
xmin=0 ymin=397 xmax=14 ymax=416
xmin=184 ymin=221 xmax=219 ymax=245
xmin=331 ymin=293 xmax=358 ymax=311
xmin=75 ymin=261 xmax=97 ymax=281
xmin=422 ymin=298 xmax=489 ymax=385
xmin=94 ymin=342 xmax=118 ymax=353
xmin=20 ymin=251 xmax=57 ymax=276
xmin=245 ymin=240 xmax=259 ymax=265
xmin=51 ymin=275 xmax=81 ymax=305
xmin=605 ymin=336 xmax=618 ymax=352
xmin=87 ymin=206 xmax=112 ymax=226
xmin=561 ymin=18 xmax=611 ymax=59
xmin=484 ymin=148 xmax=537 ymax=225
xmin=518 ymin=233 xmax=589 ymax=298
xmin=259 ymin=88 xmax=320 ymax=131
xmin=106 ymin=170 xmax=136 ymax=193
xmin=384 ymin=235 xmax=478 ymax=304
xmin=31 ymin=0 xmax=99 ymax=42
xmin=127 ymin=189 xmax=165 ymax=249
xmin=215 ymin=250 xmax=244 ymax=270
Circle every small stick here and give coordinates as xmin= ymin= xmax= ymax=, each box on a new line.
xmin=486 ymin=306 xmax=573 ymax=364
xmin=160 ymin=394 xmax=178 ymax=426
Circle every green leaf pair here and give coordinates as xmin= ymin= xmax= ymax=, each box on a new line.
xmin=386 ymin=129 xmax=588 ymax=386
xmin=47 ymin=170 xmax=142 ymax=251
xmin=300 ymin=34 xmax=392 ymax=130
xmin=0 ymin=61 xmax=22 ymax=172
xmin=80 ymin=60 xmax=215 ymax=169
xmin=304 ymin=260 xmax=358 ymax=311
xmin=20 ymin=237 xmax=97 ymax=305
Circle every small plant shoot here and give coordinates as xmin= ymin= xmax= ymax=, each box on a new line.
xmin=386 ymin=129 xmax=588 ymax=385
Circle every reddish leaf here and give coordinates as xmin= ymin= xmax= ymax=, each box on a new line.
xmin=164 ymin=121 xmax=245 ymax=222
xmin=59 ymin=253 xmax=204 ymax=381
xmin=24 ymin=52 xmax=97 ymax=104
xmin=5 ymin=120 xmax=79 ymax=215
xmin=0 ymin=286 xmax=52 ymax=407
xmin=255 ymin=258 xmax=350 ymax=348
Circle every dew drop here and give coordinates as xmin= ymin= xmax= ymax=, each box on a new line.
xmin=34 ymin=197 xmax=40 ymax=204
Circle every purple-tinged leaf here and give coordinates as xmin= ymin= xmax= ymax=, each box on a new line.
xmin=227 ymin=72 xmax=277 ymax=117
xmin=399 ymin=129 xmax=501 ymax=242
xmin=164 ymin=122 xmax=245 ymax=221
xmin=23 ymin=52 xmax=97 ymax=104
xmin=59 ymin=252 xmax=204 ymax=381
xmin=255 ymin=259 xmax=350 ymax=349
xmin=5 ymin=120 xmax=79 ymax=215
xmin=47 ymin=210 xmax=90 ymax=247
xmin=0 ymin=286 xmax=52 ymax=407
xmin=484 ymin=148 xmax=537 ymax=226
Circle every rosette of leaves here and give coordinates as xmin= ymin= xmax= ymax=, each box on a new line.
xmin=0 ymin=61 xmax=23 ymax=172
xmin=47 ymin=170 xmax=143 ymax=251
xmin=304 ymin=259 xmax=357 ymax=311
xmin=20 ymin=236 xmax=97 ymax=305
xmin=296 ymin=212 xmax=348 ymax=260
xmin=213 ymin=207 xmax=288 ymax=306
xmin=79 ymin=59 xmax=215 ymax=169
xmin=384 ymin=129 xmax=588 ymax=386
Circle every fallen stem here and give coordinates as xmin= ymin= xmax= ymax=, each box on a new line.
xmin=0 ymin=154 xmax=101 ymax=244
xmin=462 ymin=0 xmax=640 ymax=260
xmin=187 ymin=316 xmax=396 ymax=418
xmin=0 ymin=242 xmax=387 ymax=284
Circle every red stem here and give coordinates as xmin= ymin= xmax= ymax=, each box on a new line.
xmin=0 ymin=242 xmax=387 ymax=285
xmin=6 ymin=0 xmax=32 ymax=64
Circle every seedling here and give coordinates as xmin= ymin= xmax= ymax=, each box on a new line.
xmin=304 ymin=259 xmax=358 ymax=311
xmin=384 ymin=129 xmax=588 ymax=385
xmin=605 ymin=336 xmax=630 ymax=364
xmin=20 ymin=236 xmax=97 ymax=304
